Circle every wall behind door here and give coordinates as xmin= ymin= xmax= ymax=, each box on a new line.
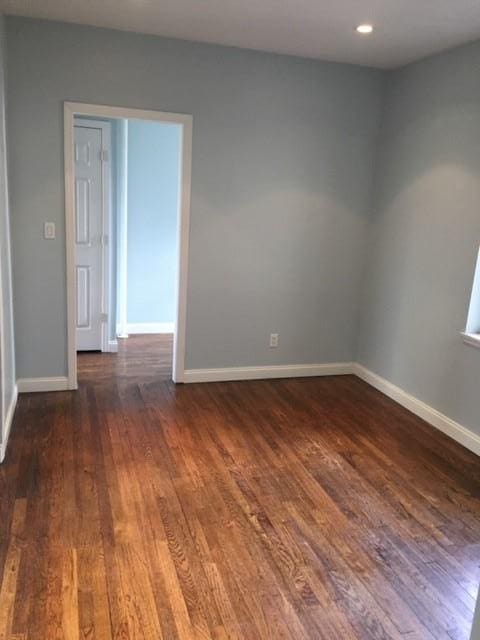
xmin=126 ymin=120 xmax=181 ymax=328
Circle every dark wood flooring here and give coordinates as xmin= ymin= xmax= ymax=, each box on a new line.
xmin=1 ymin=336 xmax=479 ymax=639
xmin=77 ymin=333 xmax=173 ymax=385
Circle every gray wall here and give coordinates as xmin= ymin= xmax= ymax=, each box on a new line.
xmin=0 ymin=15 xmax=15 ymax=459
xmin=358 ymin=40 xmax=480 ymax=437
xmin=6 ymin=17 xmax=383 ymax=375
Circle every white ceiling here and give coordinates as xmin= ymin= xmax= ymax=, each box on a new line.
xmin=2 ymin=0 xmax=480 ymax=69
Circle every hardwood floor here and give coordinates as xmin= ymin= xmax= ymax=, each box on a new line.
xmin=77 ymin=333 xmax=173 ymax=385
xmin=1 ymin=338 xmax=479 ymax=639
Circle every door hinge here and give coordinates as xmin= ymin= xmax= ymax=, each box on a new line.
xmin=101 ymin=234 xmax=109 ymax=247
xmin=100 ymin=149 xmax=109 ymax=162
xmin=100 ymin=312 xmax=108 ymax=322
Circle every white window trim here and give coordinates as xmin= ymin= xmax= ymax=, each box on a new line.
xmin=461 ymin=331 xmax=480 ymax=350
xmin=462 ymin=245 xmax=480 ymax=350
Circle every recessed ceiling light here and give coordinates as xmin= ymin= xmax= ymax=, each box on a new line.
xmin=356 ymin=24 xmax=374 ymax=34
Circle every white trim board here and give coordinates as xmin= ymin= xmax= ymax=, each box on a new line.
xmin=461 ymin=331 xmax=480 ymax=350
xmin=353 ymin=364 xmax=480 ymax=457
xmin=182 ymin=360 xmax=480 ymax=457
xmin=0 ymin=385 xmax=18 ymax=463
xmin=122 ymin=322 xmax=174 ymax=335
xmin=64 ymin=102 xmax=193 ymax=389
xmin=116 ymin=119 xmax=129 ymax=339
xmin=7 ymin=361 xmax=479 ymax=459
xmin=182 ymin=362 xmax=354 ymax=383
xmin=17 ymin=377 xmax=70 ymax=393
xmin=106 ymin=340 xmax=118 ymax=353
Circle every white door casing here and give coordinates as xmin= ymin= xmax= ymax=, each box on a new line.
xmin=74 ymin=120 xmax=111 ymax=351
xmin=65 ymin=102 xmax=193 ymax=389
xmin=116 ymin=119 xmax=129 ymax=339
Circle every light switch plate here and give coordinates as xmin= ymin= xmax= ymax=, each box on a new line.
xmin=44 ymin=222 xmax=55 ymax=239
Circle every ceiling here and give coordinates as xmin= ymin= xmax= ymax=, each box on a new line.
xmin=2 ymin=0 xmax=480 ymax=69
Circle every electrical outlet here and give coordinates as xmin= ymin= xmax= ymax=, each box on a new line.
xmin=269 ymin=333 xmax=279 ymax=348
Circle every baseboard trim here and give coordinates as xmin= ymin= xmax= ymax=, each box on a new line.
xmin=120 ymin=322 xmax=174 ymax=335
xmin=183 ymin=362 xmax=354 ymax=384
xmin=17 ymin=376 xmax=70 ymax=393
xmin=0 ymin=385 xmax=18 ymax=463
xmin=353 ymin=364 xmax=480 ymax=456
xmin=106 ymin=340 xmax=118 ymax=353
xmin=12 ymin=362 xmax=480 ymax=457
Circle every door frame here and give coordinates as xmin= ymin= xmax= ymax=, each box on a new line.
xmin=73 ymin=117 xmax=113 ymax=355
xmin=64 ymin=102 xmax=193 ymax=388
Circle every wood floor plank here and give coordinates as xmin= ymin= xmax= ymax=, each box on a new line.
xmin=1 ymin=335 xmax=479 ymax=639
xmin=61 ymin=548 xmax=79 ymax=640
xmin=0 ymin=499 xmax=27 ymax=640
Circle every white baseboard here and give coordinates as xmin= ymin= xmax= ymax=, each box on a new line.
xmin=11 ymin=362 xmax=480 ymax=459
xmin=119 ymin=322 xmax=174 ymax=335
xmin=0 ymin=384 xmax=18 ymax=463
xmin=17 ymin=376 xmax=70 ymax=393
xmin=183 ymin=362 xmax=354 ymax=384
xmin=353 ymin=364 xmax=480 ymax=456
xmin=106 ymin=340 xmax=118 ymax=353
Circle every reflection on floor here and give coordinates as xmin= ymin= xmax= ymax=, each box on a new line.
xmin=77 ymin=333 xmax=173 ymax=385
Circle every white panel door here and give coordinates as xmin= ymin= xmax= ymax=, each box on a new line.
xmin=74 ymin=125 xmax=103 ymax=351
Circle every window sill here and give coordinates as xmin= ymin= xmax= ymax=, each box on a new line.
xmin=461 ymin=332 xmax=480 ymax=350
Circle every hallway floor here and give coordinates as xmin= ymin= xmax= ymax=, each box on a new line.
xmin=77 ymin=333 xmax=173 ymax=385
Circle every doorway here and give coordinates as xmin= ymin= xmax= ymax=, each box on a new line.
xmin=64 ymin=103 xmax=192 ymax=388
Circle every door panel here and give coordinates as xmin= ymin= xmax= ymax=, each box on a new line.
xmin=75 ymin=179 xmax=91 ymax=245
xmin=74 ymin=125 xmax=103 ymax=351
xmin=76 ymin=266 xmax=91 ymax=329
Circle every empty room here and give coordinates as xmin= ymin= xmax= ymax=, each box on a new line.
xmin=0 ymin=2 xmax=479 ymax=639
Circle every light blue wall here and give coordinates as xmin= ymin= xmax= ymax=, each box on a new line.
xmin=358 ymin=40 xmax=480 ymax=438
xmin=126 ymin=120 xmax=180 ymax=325
xmin=6 ymin=17 xmax=383 ymax=376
